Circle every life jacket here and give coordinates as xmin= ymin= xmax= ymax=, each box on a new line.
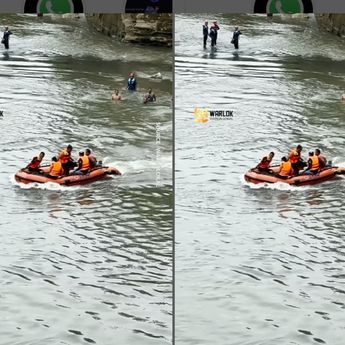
xmin=28 ymin=156 xmax=41 ymax=169
xmin=50 ymin=161 xmax=63 ymax=176
xmin=80 ymin=156 xmax=90 ymax=171
xmin=59 ymin=149 xmax=70 ymax=164
xmin=288 ymin=148 xmax=300 ymax=164
xmin=258 ymin=156 xmax=271 ymax=169
xmin=128 ymin=78 xmax=136 ymax=90
xmin=280 ymin=161 xmax=292 ymax=176
xmin=310 ymin=156 xmax=319 ymax=170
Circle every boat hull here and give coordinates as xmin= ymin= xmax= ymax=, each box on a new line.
xmin=244 ymin=166 xmax=343 ymax=186
xmin=15 ymin=166 xmax=121 ymax=186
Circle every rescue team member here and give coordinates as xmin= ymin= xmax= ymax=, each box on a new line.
xmin=303 ymin=152 xmax=320 ymax=175
xmin=256 ymin=152 xmax=275 ymax=172
xmin=26 ymin=152 xmax=45 ymax=172
xmin=85 ymin=149 xmax=97 ymax=169
xmin=278 ymin=156 xmax=292 ymax=177
xmin=127 ymin=72 xmax=137 ymax=91
xmin=315 ymin=149 xmax=327 ymax=169
xmin=59 ymin=144 xmax=75 ymax=175
xmin=74 ymin=152 xmax=90 ymax=175
xmin=288 ymin=144 xmax=305 ymax=175
xmin=49 ymin=157 xmax=63 ymax=178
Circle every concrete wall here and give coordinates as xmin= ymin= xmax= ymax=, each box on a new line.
xmin=86 ymin=14 xmax=172 ymax=46
xmin=316 ymin=14 xmax=345 ymax=37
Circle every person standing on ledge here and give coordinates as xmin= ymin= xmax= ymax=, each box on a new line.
xmin=211 ymin=21 xmax=220 ymax=46
xmin=203 ymin=21 xmax=209 ymax=48
xmin=209 ymin=26 xmax=217 ymax=47
xmin=2 ymin=27 xmax=12 ymax=50
xmin=127 ymin=72 xmax=137 ymax=91
xmin=231 ymin=26 xmax=242 ymax=50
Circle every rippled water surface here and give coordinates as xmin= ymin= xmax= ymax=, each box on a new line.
xmin=0 ymin=14 xmax=172 ymax=345
xmin=176 ymin=14 xmax=345 ymax=345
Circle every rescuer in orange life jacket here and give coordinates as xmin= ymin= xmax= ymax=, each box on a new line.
xmin=303 ymin=151 xmax=320 ymax=175
xmin=73 ymin=151 xmax=90 ymax=175
xmin=288 ymin=144 xmax=306 ymax=175
xmin=25 ymin=152 xmax=45 ymax=173
xmin=58 ymin=144 xmax=76 ymax=175
xmin=315 ymin=149 xmax=327 ymax=169
xmin=48 ymin=156 xmax=63 ymax=178
xmin=256 ymin=152 xmax=275 ymax=173
xmin=278 ymin=156 xmax=293 ymax=178
xmin=85 ymin=148 xmax=97 ymax=169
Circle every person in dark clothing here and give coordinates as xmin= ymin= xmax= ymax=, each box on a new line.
xmin=231 ymin=27 xmax=242 ymax=50
xmin=211 ymin=21 xmax=220 ymax=45
xmin=127 ymin=72 xmax=137 ymax=91
xmin=143 ymin=88 xmax=156 ymax=104
xmin=209 ymin=27 xmax=217 ymax=47
xmin=203 ymin=21 xmax=209 ymax=48
xmin=2 ymin=27 xmax=12 ymax=50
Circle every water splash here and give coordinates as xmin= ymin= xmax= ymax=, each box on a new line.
xmin=10 ymin=175 xmax=80 ymax=191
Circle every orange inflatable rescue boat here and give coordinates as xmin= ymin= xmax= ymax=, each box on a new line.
xmin=15 ymin=165 xmax=121 ymax=186
xmin=244 ymin=166 xmax=345 ymax=186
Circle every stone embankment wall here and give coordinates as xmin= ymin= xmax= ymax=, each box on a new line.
xmin=86 ymin=14 xmax=172 ymax=46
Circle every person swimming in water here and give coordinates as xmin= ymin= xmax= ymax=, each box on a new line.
xmin=143 ymin=88 xmax=156 ymax=104
xmin=112 ymin=89 xmax=122 ymax=101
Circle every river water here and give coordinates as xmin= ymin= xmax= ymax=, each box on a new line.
xmin=0 ymin=14 xmax=172 ymax=345
xmin=176 ymin=14 xmax=345 ymax=345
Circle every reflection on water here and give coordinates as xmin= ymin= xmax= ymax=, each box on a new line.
xmin=176 ymin=14 xmax=345 ymax=345
xmin=0 ymin=14 xmax=172 ymax=345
